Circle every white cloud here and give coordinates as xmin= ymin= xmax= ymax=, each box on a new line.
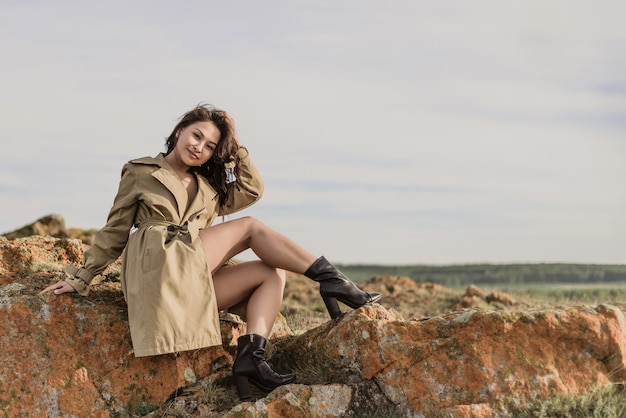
xmin=1 ymin=0 xmax=625 ymax=264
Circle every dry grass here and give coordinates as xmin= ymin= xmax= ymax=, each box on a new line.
xmin=503 ymin=384 xmax=626 ymax=418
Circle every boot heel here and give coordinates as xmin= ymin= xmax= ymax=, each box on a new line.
xmin=322 ymin=296 xmax=343 ymax=319
xmin=234 ymin=375 xmax=252 ymax=401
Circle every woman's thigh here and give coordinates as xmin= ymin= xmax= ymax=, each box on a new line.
xmin=200 ymin=217 xmax=254 ymax=273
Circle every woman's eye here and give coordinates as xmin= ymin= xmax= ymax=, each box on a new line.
xmin=193 ymin=133 xmax=200 ymax=139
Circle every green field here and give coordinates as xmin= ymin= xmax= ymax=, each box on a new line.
xmin=336 ymin=262 xmax=626 ymax=288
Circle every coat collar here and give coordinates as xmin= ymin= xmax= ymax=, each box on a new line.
xmin=131 ymin=154 xmax=217 ymax=219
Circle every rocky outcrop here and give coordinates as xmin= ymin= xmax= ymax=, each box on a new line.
xmin=1 ymin=288 xmax=232 ymax=417
xmin=0 ymin=236 xmax=292 ymax=417
xmin=272 ymin=304 xmax=626 ymax=417
xmin=1 ymin=214 xmax=97 ymax=244
xmin=1 ymin=214 xmax=68 ymax=240
xmin=1 ymin=236 xmax=626 ymax=417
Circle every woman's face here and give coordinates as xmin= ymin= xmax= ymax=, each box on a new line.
xmin=173 ymin=121 xmax=221 ymax=167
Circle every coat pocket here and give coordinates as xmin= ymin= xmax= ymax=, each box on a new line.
xmin=142 ymin=247 xmax=152 ymax=272
xmin=140 ymin=225 xmax=160 ymax=273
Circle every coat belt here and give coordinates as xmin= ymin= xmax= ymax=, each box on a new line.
xmin=137 ymin=220 xmax=201 ymax=243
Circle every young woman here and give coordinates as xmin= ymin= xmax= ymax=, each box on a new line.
xmin=41 ymin=104 xmax=381 ymax=401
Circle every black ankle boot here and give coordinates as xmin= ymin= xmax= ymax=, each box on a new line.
xmin=304 ymin=256 xmax=382 ymax=319
xmin=232 ymin=334 xmax=296 ymax=401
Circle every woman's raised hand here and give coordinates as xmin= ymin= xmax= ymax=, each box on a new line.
xmin=41 ymin=280 xmax=77 ymax=295
xmin=223 ymin=111 xmax=241 ymax=148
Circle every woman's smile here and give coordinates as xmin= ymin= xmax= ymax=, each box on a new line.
xmin=188 ymin=149 xmax=200 ymax=160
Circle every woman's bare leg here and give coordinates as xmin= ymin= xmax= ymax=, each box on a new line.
xmin=201 ymin=216 xmax=379 ymax=323
xmin=211 ymin=261 xmax=286 ymax=337
xmin=200 ymin=216 xmax=316 ymax=336
xmin=200 ymin=216 xmax=316 ymax=274
xmin=200 ymin=217 xmax=326 ymax=338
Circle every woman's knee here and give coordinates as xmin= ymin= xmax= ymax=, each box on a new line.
xmin=265 ymin=266 xmax=286 ymax=290
xmin=246 ymin=260 xmax=285 ymax=288
xmin=275 ymin=268 xmax=286 ymax=288
xmin=240 ymin=216 xmax=270 ymax=235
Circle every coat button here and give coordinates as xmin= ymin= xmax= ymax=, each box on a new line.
xmin=167 ymin=225 xmax=175 ymax=232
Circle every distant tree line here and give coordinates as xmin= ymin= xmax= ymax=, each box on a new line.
xmin=336 ymin=263 xmax=626 ymax=287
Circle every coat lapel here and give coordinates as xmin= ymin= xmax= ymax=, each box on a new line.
xmin=186 ymin=173 xmax=217 ymax=219
xmin=148 ymin=154 xmax=188 ymax=217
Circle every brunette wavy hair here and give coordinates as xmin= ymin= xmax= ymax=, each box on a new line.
xmin=164 ymin=104 xmax=242 ymax=207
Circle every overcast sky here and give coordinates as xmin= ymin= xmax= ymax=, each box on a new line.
xmin=1 ymin=1 xmax=625 ymax=265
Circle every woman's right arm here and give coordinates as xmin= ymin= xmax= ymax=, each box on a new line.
xmin=41 ymin=163 xmax=139 ymax=296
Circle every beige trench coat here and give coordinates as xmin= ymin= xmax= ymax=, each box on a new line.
xmin=66 ymin=147 xmax=263 ymax=357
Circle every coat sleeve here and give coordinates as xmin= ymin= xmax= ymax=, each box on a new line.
xmin=66 ymin=163 xmax=139 ymax=295
xmin=219 ymin=147 xmax=264 ymax=216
